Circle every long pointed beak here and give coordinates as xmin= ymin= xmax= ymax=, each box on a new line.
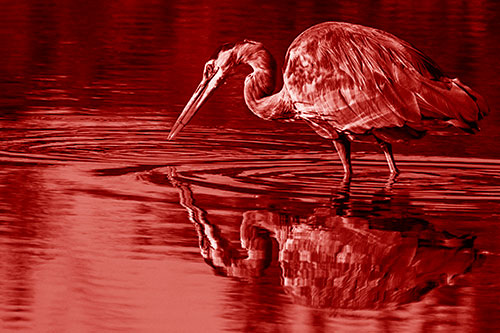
xmin=168 ymin=70 xmax=223 ymax=140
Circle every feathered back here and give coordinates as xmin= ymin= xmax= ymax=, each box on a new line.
xmin=284 ymin=22 xmax=489 ymax=140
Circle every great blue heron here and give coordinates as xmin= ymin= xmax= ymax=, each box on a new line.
xmin=168 ymin=22 xmax=488 ymax=177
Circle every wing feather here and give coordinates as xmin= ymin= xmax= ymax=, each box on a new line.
xmin=284 ymin=22 xmax=488 ymax=140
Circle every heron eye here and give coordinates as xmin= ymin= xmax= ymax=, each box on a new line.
xmin=205 ymin=63 xmax=215 ymax=77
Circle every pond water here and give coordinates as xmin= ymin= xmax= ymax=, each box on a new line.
xmin=1 ymin=1 xmax=499 ymax=332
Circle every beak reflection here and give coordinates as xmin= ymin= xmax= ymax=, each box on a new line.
xmin=164 ymin=167 xmax=480 ymax=310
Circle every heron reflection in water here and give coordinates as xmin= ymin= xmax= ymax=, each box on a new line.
xmin=166 ymin=167 xmax=478 ymax=310
xmin=168 ymin=22 xmax=488 ymax=177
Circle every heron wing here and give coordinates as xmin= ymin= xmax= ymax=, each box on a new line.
xmin=283 ymin=22 xmax=487 ymax=139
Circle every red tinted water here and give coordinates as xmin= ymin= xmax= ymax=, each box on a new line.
xmin=1 ymin=1 xmax=499 ymax=332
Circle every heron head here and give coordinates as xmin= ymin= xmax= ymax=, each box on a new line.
xmin=167 ymin=42 xmax=245 ymax=140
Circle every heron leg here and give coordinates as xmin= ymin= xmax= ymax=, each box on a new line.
xmin=332 ymin=136 xmax=352 ymax=177
xmin=376 ymin=138 xmax=399 ymax=175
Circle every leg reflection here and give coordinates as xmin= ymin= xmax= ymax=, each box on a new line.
xmin=166 ymin=166 xmax=479 ymax=310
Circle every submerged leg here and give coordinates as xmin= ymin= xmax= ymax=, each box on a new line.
xmin=332 ymin=136 xmax=352 ymax=177
xmin=376 ymin=138 xmax=399 ymax=175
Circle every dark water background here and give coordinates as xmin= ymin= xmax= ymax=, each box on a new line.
xmin=1 ymin=1 xmax=500 ymax=332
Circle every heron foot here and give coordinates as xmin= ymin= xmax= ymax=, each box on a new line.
xmin=390 ymin=167 xmax=400 ymax=176
xmin=385 ymin=171 xmax=399 ymax=189
xmin=342 ymin=171 xmax=352 ymax=183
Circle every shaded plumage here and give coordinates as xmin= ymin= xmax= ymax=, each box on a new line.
xmin=284 ymin=22 xmax=487 ymax=140
xmin=168 ymin=22 xmax=489 ymax=176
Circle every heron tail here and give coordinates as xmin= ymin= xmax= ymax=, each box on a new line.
xmin=416 ymin=77 xmax=489 ymax=133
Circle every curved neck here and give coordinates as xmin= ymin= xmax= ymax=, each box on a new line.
xmin=235 ymin=42 xmax=291 ymax=120
xmin=170 ymin=169 xmax=272 ymax=278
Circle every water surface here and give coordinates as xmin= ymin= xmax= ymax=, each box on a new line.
xmin=1 ymin=1 xmax=500 ymax=332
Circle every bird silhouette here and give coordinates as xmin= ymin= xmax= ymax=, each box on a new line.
xmin=168 ymin=22 xmax=488 ymax=177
